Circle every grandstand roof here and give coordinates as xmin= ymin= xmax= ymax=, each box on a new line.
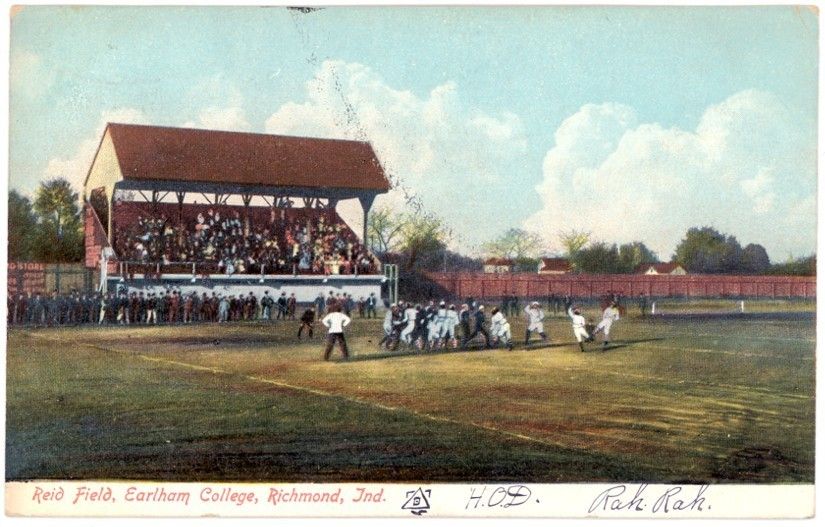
xmin=93 ymin=123 xmax=390 ymax=194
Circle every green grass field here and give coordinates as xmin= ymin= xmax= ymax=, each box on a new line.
xmin=6 ymin=303 xmax=815 ymax=483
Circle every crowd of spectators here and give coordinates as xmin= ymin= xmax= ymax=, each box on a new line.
xmin=7 ymin=288 xmax=378 ymax=327
xmin=113 ymin=206 xmax=376 ymax=275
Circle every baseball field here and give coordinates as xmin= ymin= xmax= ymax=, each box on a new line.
xmin=6 ymin=300 xmax=816 ymax=483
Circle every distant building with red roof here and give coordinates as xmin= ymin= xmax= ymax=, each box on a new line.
xmin=635 ymin=262 xmax=688 ymax=275
xmin=537 ymin=257 xmax=572 ymax=275
xmin=483 ymin=257 xmax=514 ymax=274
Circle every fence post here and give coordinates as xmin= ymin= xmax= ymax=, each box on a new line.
xmin=55 ymin=263 xmax=61 ymax=293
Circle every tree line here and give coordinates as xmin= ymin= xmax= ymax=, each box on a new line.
xmin=8 ymin=179 xmax=84 ymax=263
xmin=8 ymin=179 xmax=815 ymax=277
xmin=367 ymin=206 xmax=815 ymax=276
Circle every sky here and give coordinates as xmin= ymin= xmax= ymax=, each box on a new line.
xmin=7 ymin=5 xmax=818 ymax=261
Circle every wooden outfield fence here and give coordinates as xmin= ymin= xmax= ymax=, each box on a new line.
xmin=423 ymin=272 xmax=816 ymax=300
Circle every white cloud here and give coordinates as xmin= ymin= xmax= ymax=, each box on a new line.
xmin=182 ymin=105 xmax=251 ymax=132
xmin=526 ymin=90 xmax=816 ymax=261
xmin=181 ymin=75 xmax=251 ymax=131
xmin=44 ymin=108 xmax=149 ymax=197
xmin=264 ymin=60 xmax=529 ymax=249
xmin=10 ymin=49 xmax=55 ymax=102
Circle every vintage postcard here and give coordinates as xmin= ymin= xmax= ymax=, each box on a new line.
xmin=3 ymin=3 xmax=818 ymax=520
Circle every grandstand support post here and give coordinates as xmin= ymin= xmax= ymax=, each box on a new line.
xmin=357 ymin=193 xmax=376 ymax=245
xmin=176 ymin=191 xmax=186 ymax=222
xmin=383 ymin=264 xmax=398 ymax=305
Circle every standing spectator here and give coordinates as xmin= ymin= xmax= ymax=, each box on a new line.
xmin=322 ymin=305 xmax=351 ymax=361
xmin=344 ymin=294 xmax=354 ymax=317
xmin=638 ymin=293 xmax=648 ymax=318
xmin=145 ymin=293 xmax=157 ymax=324
xmin=365 ymin=292 xmax=377 ymax=318
xmin=314 ymin=292 xmax=325 ymax=317
xmin=244 ymin=291 xmax=257 ymax=320
xmin=325 ymin=291 xmax=336 ymax=314
xmin=209 ymin=293 xmax=219 ymax=322
xmin=218 ymin=295 xmax=230 ymax=323
xmin=261 ymin=291 xmax=274 ymax=320
xmin=276 ymin=292 xmax=288 ymax=320
xmin=287 ymin=293 xmax=297 ymax=320
xmin=169 ymin=290 xmax=180 ymax=323
xmin=183 ymin=293 xmax=194 ymax=323
xmin=357 ymin=297 xmax=366 ymax=318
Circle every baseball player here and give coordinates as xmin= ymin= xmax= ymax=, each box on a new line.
xmin=592 ymin=301 xmax=620 ymax=350
xmin=441 ymin=304 xmax=460 ymax=348
xmin=429 ymin=301 xmax=447 ymax=349
xmin=400 ymin=302 xmax=418 ymax=346
xmin=490 ymin=307 xmax=513 ymax=350
xmin=379 ymin=303 xmax=396 ymax=349
xmin=523 ymin=301 xmax=548 ymax=345
xmin=567 ymin=304 xmax=592 ymax=352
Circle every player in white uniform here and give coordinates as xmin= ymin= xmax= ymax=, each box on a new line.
xmin=400 ymin=303 xmax=418 ymax=345
xmin=429 ymin=301 xmax=448 ymax=349
xmin=567 ymin=304 xmax=592 ymax=352
xmin=593 ymin=302 xmax=620 ymax=350
xmin=441 ymin=304 xmax=460 ymax=348
xmin=378 ymin=303 xmax=396 ymax=350
xmin=490 ymin=307 xmax=513 ymax=350
xmin=523 ymin=301 xmax=548 ymax=345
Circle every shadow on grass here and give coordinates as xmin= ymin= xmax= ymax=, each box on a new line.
xmin=581 ymin=337 xmax=666 ymax=353
xmin=344 ymin=338 xmax=666 ymax=362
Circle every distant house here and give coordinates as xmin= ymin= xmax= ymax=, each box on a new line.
xmin=537 ymin=257 xmax=572 ymax=274
xmin=635 ymin=262 xmax=688 ymax=275
xmin=483 ymin=257 xmax=514 ymax=274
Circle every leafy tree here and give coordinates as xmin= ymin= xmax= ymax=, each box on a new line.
xmin=740 ymin=244 xmax=771 ymax=274
xmin=617 ymin=242 xmax=659 ymax=273
xmin=31 ymin=178 xmax=84 ymax=263
xmin=571 ymin=242 xmax=621 ymax=274
xmin=398 ymin=212 xmax=448 ymax=271
xmin=7 ymin=190 xmax=37 ymax=261
xmin=482 ymin=228 xmax=543 ymax=272
xmin=767 ymin=254 xmax=816 ymax=276
xmin=482 ymin=228 xmax=542 ymax=260
xmin=559 ymin=229 xmax=590 ymax=258
xmin=366 ymin=205 xmax=405 ymax=255
xmin=673 ymin=227 xmax=742 ymax=274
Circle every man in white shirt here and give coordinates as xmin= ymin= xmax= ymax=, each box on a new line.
xmin=400 ymin=303 xmax=418 ymax=346
xmin=593 ymin=301 xmax=620 ymax=350
xmin=523 ymin=301 xmax=548 ymax=345
xmin=490 ymin=307 xmax=513 ymax=351
xmin=567 ymin=304 xmax=592 ymax=352
xmin=322 ymin=306 xmax=352 ymax=361
xmin=441 ymin=304 xmax=460 ymax=349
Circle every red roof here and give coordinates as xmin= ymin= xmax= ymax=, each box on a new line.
xmin=635 ymin=262 xmax=684 ymax=274
xmin=484 ymin=257 xmax=514 ymax=266
xmin=539 ymin=257 xmax=571 ymax=272
xmin=106 ymin=123 xmax=390 ymax=191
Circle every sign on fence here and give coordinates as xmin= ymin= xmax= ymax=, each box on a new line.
xmin=8 ymin=262 xmax=47 ymax=296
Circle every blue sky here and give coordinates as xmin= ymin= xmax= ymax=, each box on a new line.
xmin=8 ymin=5 xmax=818 ymax=260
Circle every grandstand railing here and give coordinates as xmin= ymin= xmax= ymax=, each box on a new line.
xmin=115 ymin=260 xmax=381 ymax=278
